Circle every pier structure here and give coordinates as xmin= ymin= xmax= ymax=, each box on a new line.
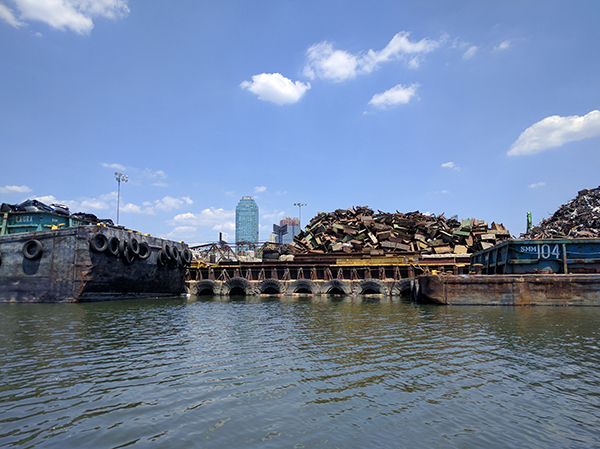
xmin=185 ymin=253 xmax=471 ymax=297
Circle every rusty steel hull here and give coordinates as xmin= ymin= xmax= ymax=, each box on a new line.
xmin=0 ymin=226 xmax=187 ymax=303
xmin=417 ymin=274 xmax=600 ymax=306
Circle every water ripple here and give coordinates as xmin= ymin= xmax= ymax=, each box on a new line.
xmin=1 ymin=299 xmax=600 ymax=447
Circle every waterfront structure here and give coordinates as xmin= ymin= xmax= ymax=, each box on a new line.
xmin=274 ymin=216 xmax=300 ymax=244
xmin=0 ymin=199 xmax=190 ymax=303
xmin=235 ymin=196 xmax=259 ymax=250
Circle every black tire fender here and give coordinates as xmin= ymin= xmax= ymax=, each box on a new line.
xmin=221 ymin=277 xmax=253 ymax=296
xmin=138 ymin=242 xmax=151 ymax=260
xmin=157 ymin=249 xmax=168 ymax=266
xmin=287 ymin=279 xmax=319 ymax=295
xmin=122 ymin=242 xmax=135 ymax=265
xmin=192 ymin=279 xmax=221 ymax=296
xmin=164 ymin=245 xmax=173 ymax=261
xmin=23 ymin=239 xmax=43 ymax=260
xmin=256 ymin=279 xmax=285 ymax=295
xmin=352 ymin=279 xmax=389 ymax=296
xmin=129 ymin=238 xmax=140 ymax=256
xmin=182 ymin=248 xmax=193 ymax=265
xmin=106 ymin=237 xmax=120 ymax=256
xmin=90 ymin=233 xmax=109 ymax=252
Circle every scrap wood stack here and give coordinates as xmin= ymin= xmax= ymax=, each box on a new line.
xmin=523 ymin=186 xmax=600 ymax=239
xmin=292 ymin=206 xmax=511 ymax=256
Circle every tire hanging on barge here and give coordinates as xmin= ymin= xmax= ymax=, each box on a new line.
xmin=23 ymin=239 xmax=43 ymax=260
xmin=90 ymin=233 xmax=109 ymax=252
xmin=352 ymin=279 xmax=389 ymax=296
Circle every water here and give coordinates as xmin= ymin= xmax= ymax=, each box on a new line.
xmin=1 ymin=296 xmax=600 ymax=448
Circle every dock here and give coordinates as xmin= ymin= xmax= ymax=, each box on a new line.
xmin=185 ymin=253 xmax=470 ymax=297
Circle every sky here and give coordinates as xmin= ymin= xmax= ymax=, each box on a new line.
xmin=1 ymin=0 xmax=600 ymax=245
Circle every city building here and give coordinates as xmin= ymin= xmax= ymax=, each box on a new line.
xmin=274 ymin=216 xmax=301 ymax=244
xmin=235 ymin=196 xmax=259 ymax=250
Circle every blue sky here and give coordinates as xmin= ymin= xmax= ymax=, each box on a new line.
xmin=1 ymin=1 xmax=599 ymax=245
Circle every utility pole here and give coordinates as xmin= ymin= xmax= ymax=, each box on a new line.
xmin=114 ymin=172 xmax=128 ymax=225
xmin=294 ymin=202 xmax=307 ymax=229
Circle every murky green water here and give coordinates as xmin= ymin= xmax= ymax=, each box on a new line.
xmin=1 ymin=296 xmax=600 ymax=448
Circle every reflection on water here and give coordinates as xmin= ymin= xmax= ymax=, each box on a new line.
xmin=1 ymin=296 xmax=600 ymax=448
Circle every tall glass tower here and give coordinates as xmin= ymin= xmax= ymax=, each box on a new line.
xmin=235 ymin=196 xmax=259 ymax=247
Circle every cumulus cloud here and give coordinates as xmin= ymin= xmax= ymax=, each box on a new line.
xmin=0 ymin=184 xmax=32 ymax=194
xmin=303 ymin=42 xmax=359 ymax=82
xmin=441 ymin=162 xmax=460 ymax=171
xmin=368 ymin=83 xmax=420 ymax=109
xmin=508 ymin=110 xmax=600 ymax=156
xmin=304 ymin=31 xmax=443 ymax=82
xmin=254 ymin=186 xmax=267 ymax=194
xmin=0 ymin=0 xmax=130 ymax=34
xmin=153 ymin=196 xmax=193 ymax=212
xmin=170 ymin=207 xmax=235 ymax=231
xmin=240 ymin=73 xmax=311 ymax=105
xmin=528 ymin=182 xmax=546 ymax=189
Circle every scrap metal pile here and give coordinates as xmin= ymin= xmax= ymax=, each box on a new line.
xmin=524 ymin=186 xmax=600 ymax=239
xmin=292 ymin=206 xmax=511 ymax=256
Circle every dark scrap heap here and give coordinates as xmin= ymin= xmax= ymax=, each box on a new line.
xmin=524 ymin=186 xmax=600 ymax=239
xmin=292 ymin=206 xmax=511 ymax=256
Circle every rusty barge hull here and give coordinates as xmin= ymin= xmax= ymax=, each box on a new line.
xmin=0 ymin=226 xmax=188 ymax=303
xmin=417 ymin=274 xmax=600 ymax=306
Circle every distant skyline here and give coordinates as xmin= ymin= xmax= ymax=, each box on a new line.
xmin=1 ymin=1 xmax=600 ymax=244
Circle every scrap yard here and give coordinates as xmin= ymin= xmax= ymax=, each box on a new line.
xmin=186 ymin=187 xmax=600 ymax=305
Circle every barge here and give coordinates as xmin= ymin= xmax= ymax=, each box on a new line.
xmin=0 ymin=201 xmax=192 ymax=302
xmin=416 ymin=239 xmax=600 ymax=306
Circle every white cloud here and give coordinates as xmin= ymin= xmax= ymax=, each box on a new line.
xmin=103 ymin=162 xmax=126 ymax=170
xmin=153 ymin=196 xmax=193 ymax=212
xmin=361 ymin=31 xmax=441 ymax=73
xmin=304 ymin=31 xmax=443 ymax=82
xmin=368 ymin=83 xmax=420 ymax=109
xmin=142 ymin=168 xmax=167 ymax=179
xmin=0 ymin=2 xmax=24 ymax=27
xmin=165 ymin=226 xmax=198 ymax=240
xmin=508 ymin=110 xmax=600 ymax=156
xmin=494 ymin=40 xmax=511 ymax=51
xmin=462 ymin=45 xmax=479 ymax=60
xmin=528 ymin=182 xmax=546 ymax=189
xmin=240 ymin=73 xmax=310 ymax=105
xmin=4 ymin=0 xmax=130 ymax=34
xmin=254 ymin=186 xmax=267 ymax=194
xmin=0 ymin=184 xmax=32 ymax=194
xmin=303 ymin=42 xmax=359 ymax=82
xmin=441 ymin=162 xmax=460 ymax=171
xmin=170 ymin=207 xmax=235 ymax=230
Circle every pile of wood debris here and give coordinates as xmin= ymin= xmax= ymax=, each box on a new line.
xmin=292 ymin=206 xmax=511 ymax=256
xmin=523 ymin=186 xmax=600 ymax=239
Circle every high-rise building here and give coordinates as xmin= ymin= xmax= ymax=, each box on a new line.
xmin=235 ymin=196 xmax=259 ymax=248
xmin=275 ymin=216 xmax=300 ymax=244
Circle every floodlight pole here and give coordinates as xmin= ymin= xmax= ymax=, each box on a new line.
xmin=294 ymin=202 xmax=307 ymax=229
xmin=115 ymin=172 xmax=128 ymax=225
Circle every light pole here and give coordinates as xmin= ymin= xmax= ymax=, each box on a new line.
xmin=115 ymin=172 xmax=128 ymax=225
xmin=294 ymin=202 xmax=307 ymax=229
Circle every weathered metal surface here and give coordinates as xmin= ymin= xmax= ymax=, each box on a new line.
xmin=470 ymin=238 xmax=600 ymax=274
xmin=417 ymin=274 xmax=600 ymax=306
xmin=0 ymin=225 xmax=188 ymax=303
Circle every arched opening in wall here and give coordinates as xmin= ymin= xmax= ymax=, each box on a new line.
xmin=192 ymin=280 xmax=220 ymax=296
xmin=229 ymin=286 xmax=246 ymax=296
xmin=326 ymin=287 xmax=346 ymax=295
